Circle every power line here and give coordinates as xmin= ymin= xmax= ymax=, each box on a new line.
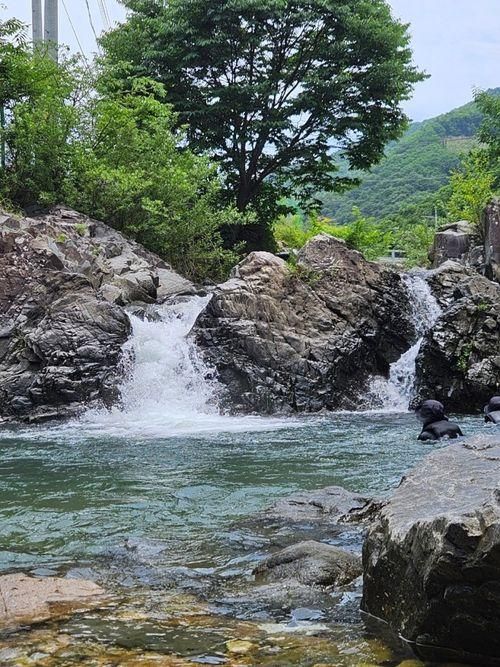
xmin=101 ymin=0 xmax=112 ymax=28
xmin=84 ymin=0 xmax=100 ymax=46
xmin=97 ymin=0 xmax=111 ymax=31
xmin=60 ymin=0 xmax=91 ymax=68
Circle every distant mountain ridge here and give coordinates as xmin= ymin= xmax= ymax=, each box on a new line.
xmin=321 ymin=89 xmax=500 ymax=223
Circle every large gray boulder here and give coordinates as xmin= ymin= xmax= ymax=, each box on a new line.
xmin=0 ymin=207 xmax=195 ymax=421
xmin=414 ymin=263 xmax=500 ymax=412
xmin=362 ymin=436 xmax=500 ymax=665
xmin=430 ymin=220 xmax=475 ymax=268
xmin=24 ymin=206 xmax=196 ymax=304
xmin=195 ymin=234 xmax=416 ymax=413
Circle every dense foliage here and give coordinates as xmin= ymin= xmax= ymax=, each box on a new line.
xmin=0 ymin=40 xmax=244 ymax=280
xmin=274 ymin=209 xmax=434 ymax=266
xmin=310 ymin=90 xmax=500 ymax=265
xmin=321 ymin=96 xmax=492 ymax=223
xmin=2 ymin=5 xmax=496 ymax=279
xmin=101 ymin=0 xmax=424 ymax=249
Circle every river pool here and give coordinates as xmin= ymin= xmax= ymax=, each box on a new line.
xmin=0 ymin=412 xmax=491 ymax=666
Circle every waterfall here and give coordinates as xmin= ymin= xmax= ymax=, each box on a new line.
xmin=366 ymin=274 xmax=441 ymax=412
xmin=117 ymin=296 xmax=219 ymax=419
xmin=77 ymin=295 xmax=294 ymax=438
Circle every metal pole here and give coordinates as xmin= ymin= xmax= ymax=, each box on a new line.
xmin=44 ymin=0 xmax=58 ymax=62
xmin=32 ymin=0 xmax=43 ymax=48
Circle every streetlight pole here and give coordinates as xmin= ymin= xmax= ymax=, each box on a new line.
xmin=32 ymin=0 xmax=43 ymax=48
xmin=44 ymin=0 xmax=58 ymax=61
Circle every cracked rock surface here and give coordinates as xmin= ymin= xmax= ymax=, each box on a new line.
xmin=195 ymin=234 xmax=416 ymax=413
xmin=0 ymin=206 xmax=194 ymax=421
xmin=414 ymin=261 xmax=500 ymax=411
xmin=362 ymin=435 xmax=500 ymax=665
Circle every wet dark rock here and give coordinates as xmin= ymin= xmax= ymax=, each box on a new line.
xmin=362 ymin=435 xmax=500 ymax=665
xmin=414 ymin=266 xmax=500 ymax=412
xmin=253 ymin=540 xmax=361 ymax=587
xmin=429 ymin=220 xmax=475 ymax=268
xmin=195 ymin=234 xmax=416 ymax=413
xmin=484 ymin=197 xmax=500 ymax=283
xmin=0 ymin=206 xmax=195 ymax=421
xmin=485 ymin=396 xmax=500 ymax=424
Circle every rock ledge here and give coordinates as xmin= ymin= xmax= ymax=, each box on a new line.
xmin=362 ymin=435 xmax=500 ymax=665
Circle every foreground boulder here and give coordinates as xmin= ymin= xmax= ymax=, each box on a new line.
xmin=0 ymin=207 xmax=195 ymax=421
xmin=195 ymin=234 xmax=416 ymax=413
xmin=414 ymin=262 xmax=500 ymax=411
xmin=362 ymin=436 xmax=500 ymax=665
xmin=0 ymin=573 xmax=108 ymax=627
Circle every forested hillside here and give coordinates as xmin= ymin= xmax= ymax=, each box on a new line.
xmin=321 ymin=92 xmax=499 ymax=223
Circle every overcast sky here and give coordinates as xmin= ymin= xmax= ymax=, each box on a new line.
xmin=2 ymin=0 xmax=500 ymax=121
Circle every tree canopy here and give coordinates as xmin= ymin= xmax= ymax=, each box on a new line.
xmin=0 ymin=40 xmax=244 ymax=281
xmin=101 ymin=0 xmax=424 ymax=248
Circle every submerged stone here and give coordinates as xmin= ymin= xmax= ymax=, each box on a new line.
xmin=254 ymin=540 xmax=361 ymax=587
xmin=258 ymin=485 xmax=376 ymax=526
xmin=225 ymin=639 xmax=256 ymax=654
xmin=0 ymin=573 xmax=108 ymax=627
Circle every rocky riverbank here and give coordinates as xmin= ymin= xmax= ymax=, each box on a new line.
xmin=2 ymin=204 xmax=500 ymax=421
xmin=362 ymin=434 xmax=500 ymax=665
xmin=194 ymin=234 xmax=417 ymax=413
xmin=0 ymin=206 xmax=195 ymax=422
xmin=413 ymin=260 xmax=500 ymax=411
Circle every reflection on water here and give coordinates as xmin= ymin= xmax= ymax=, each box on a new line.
xmin=0 ymin=412 xmax=490 ymax=665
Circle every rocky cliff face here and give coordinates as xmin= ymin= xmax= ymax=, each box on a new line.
xmin=0 ymin=207 xmax=194 ymax=421
xmin=485 ymin=197 xmax=500 ymax=283
xmin=195 ymin=234 xmax=416 ymax=413
xmin=362 ymin=435 xmax=500 ymax=665
xmin=414 ymin=261 xmax=500 ymax=411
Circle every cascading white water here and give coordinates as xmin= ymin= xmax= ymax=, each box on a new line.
xmin=117 ymin=296 xmax=219 ymax=418
xmin=367 ymin=274 xmax=441 ymax=412
xmin=76 ymin=295 xmax=295 ymax=439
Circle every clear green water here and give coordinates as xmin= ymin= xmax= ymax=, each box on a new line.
xmin=0 ymin=413 xmax=491 ymax=665
xmin=0 ymin=413 xmax=484 ymax=573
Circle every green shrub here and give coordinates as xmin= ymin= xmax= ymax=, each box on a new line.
xmin=274 ymin=209 xmax=393 ymax=262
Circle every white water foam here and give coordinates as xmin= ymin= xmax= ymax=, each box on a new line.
xmin=366 ymin=274 xmax=442 ymax=412
xmin=70 ymin=295 xmax=298 ymax=439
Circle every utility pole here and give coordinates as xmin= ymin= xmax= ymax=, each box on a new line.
xmin=32 ymin=0 xmax=43 ymax=48
xmin=44 ymin=0 xmax=58 ymax=62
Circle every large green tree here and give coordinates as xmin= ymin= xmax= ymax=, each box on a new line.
xmin=102 ymin=0 xmax=424 ymax=248
xmin=0 ymin=34 xmax=244 ymax=281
